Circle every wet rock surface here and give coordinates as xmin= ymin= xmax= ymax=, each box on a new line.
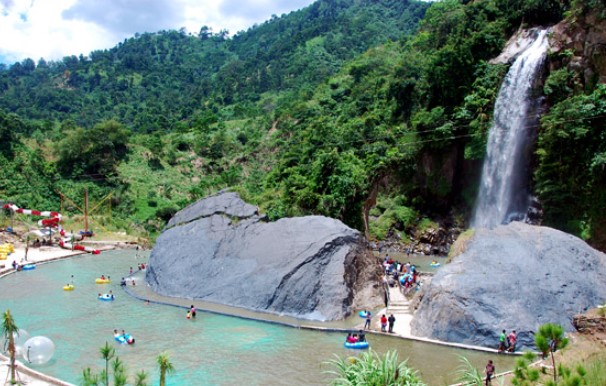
xmin=147 ymin=191 xmax=383 ymax=321
xmin=411 ymin=222 xmax=606 ymax=350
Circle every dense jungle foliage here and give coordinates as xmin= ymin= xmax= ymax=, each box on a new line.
xmin=1 ymin=0 xmax=605 ymax=248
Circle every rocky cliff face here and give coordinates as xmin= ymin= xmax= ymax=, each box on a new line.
xmin=411 ymin=222 xmax=606 ymax=350
xmin=550 ymin=11 xmax=606 ymax=88
xmin=146 ymin=191 xmax=383 ymax=321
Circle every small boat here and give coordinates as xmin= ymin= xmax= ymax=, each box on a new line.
xmin=99 ymin=294 xmax=115 ymax=301
xmin=63 ymin=284 xmax=75 ymax=291
xmin=95 ymin=278 xmax=111 ymax=284
xmin=344 ymin=341 xmax=369 ymax=349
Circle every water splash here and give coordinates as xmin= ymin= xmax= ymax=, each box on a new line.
xmin=472 ymin=29 xmax=549 ymax=229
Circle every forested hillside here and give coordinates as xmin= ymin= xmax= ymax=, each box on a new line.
xmin=0 ymin=0 xmax=427 ymax=131
xmin=1 ymin=0 xmax=606 ymax=250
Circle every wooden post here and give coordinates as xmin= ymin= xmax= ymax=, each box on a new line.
xmin=84 ymin=188 xmax=89 ymax=233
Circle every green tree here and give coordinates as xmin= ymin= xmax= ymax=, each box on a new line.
xmin=100 ymin=342 xmax=115 ymax=386
xmin=534 ymin=323 xmax=569 ymax=384
xmin=511 ymin=351 xmax=540 ymax=386
xmin=1 ymin=310 xmax=20 ymax=385
xmin=81 ymin=368 xmax=100 ymax=386
xmin=156 ymin=352 xmax=174 ymax=386
xmin=133 ymin=370 xmax=149 ymax=386
xmin=325 ymin=349 xmax=425 ymax=386
xmin=80 ymin=342 xmax=147 ymax=386
xmin=56 ymin=120 xmax=130 ymax=179
xmin=454 ymin=356 xmax=485 ymax=386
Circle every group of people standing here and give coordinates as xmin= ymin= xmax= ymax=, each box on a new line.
xmin=362 ymin=310 xmax=397 ymax=333
xmin=497 ymin=329 xmax=517 ymax=353
xmin=380 ymin=314 xmax=397 ymax=333
xmin=382 ymin=255 xmax=419 ymax=290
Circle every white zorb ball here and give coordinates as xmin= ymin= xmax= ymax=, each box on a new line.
xmin=23 ymin=336 xmax=55 ymax=365
xmin=1 ymin=329 xmax=30 ymax=357
xmin=13 ymin=329 xmax=30 ymax=357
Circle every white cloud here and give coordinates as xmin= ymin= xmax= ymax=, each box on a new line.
xmin=0 ymin=0 xmax=316 ymax=64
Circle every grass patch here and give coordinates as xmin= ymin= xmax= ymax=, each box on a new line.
xmin=447 ymin=229 xmax=475 ymax=263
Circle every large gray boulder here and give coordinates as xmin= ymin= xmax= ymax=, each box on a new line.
xmin=146 ymin=191 xmax=383 ymax=321
xmin=411 ymin=222 xmax=606 ymax=350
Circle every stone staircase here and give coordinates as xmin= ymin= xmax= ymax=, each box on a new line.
xmin=384 ymin=285 xmax=413 ymax=336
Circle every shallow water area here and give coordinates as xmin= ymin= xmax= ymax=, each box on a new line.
xmin=0 ymin=250 xmax=514 ymax=385
xmin=377 ymin=251 xmax=448 ymax=272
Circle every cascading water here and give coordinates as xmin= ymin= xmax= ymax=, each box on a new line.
xmin=471 ymin=29 xmax=549 ymax=229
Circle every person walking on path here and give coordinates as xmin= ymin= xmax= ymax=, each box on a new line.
xmin=507 ymin=330 xmax=517 ymax=352
xmin=497 ymin=329 xmax=507 ymax=353
xmin=364 ymin=310 xmax=372 ymax=330
xmin=388 ymin=314 xmax=396 ymax=333
xmin=485 ymin=360 xmax=495 ymax=385
xmin=380 ymin=314 xmax=388 ymax=332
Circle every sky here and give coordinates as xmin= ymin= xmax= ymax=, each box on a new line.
xmin=0 ymin=0 xmax=316 ymax=65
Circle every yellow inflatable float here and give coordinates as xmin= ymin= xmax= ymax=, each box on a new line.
xmin=63 ymin=284 xmax=75 ymax=291
xmin=95 ymin=278 xmax=111 ymax=284
xmin=0 ymin=243 xmax=14 ymax=260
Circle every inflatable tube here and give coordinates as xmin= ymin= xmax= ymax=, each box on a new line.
xmin=95 ymin=278 xmax=111 ymax=284
xmin=59 ymin=240 xmax=101 ymax=255
xmin=114 ymin=334 xmax=135 ymax=345
xmin=22 ymin=264 xmax=36 ymax=271
xmin=98 ymin=294 xmax=115 ymax=301
xmin=344 ymin=341 xmax=369 ymax=349
xmin=63 ymin=284 xmax=75 ymax=291
xmin=399 ymin=274 xmax=413 ymax=284
xmin=359 ymin=311 xmax=370 ymax=318
xmin=429 ymin=262 xmax=441 ymax=267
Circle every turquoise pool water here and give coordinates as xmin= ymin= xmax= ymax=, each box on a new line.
xmin=0 ymin=251 xmax=514 ymax=385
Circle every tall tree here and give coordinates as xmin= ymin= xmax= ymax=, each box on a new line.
xmin=156 ymin=352 xmax=174 ymax=386
xmin=534 ymin=323 xmax=569 ymax=384
xmin=1 ymin=310 xmax=20 ymax=385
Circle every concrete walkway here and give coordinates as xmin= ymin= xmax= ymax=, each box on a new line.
xmin=385 ymin=284 xmax=413 ymax=336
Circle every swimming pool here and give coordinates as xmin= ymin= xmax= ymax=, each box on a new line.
xmin=0 ymin=250 xmax=514 ymax=385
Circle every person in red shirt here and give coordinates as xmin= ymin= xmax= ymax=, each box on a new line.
xmin=485 ymin=360 xmax=495 ymax=385
xmin=507 ymin=330 xmax=517 ymax=352
xmin=380 ymin=314 xmax=388 ymax=332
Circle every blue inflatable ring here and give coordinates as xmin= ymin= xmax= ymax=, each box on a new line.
xmin=344 ymin=341 xmax=369 ymax=349
xmin=99 ymin=294 xmax=115 ymax=301
xmin=115 ymin=334 xmax=135 ymax=344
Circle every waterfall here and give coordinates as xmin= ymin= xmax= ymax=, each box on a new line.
xmin=471 ymin=29 xmax=549 ymax=229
